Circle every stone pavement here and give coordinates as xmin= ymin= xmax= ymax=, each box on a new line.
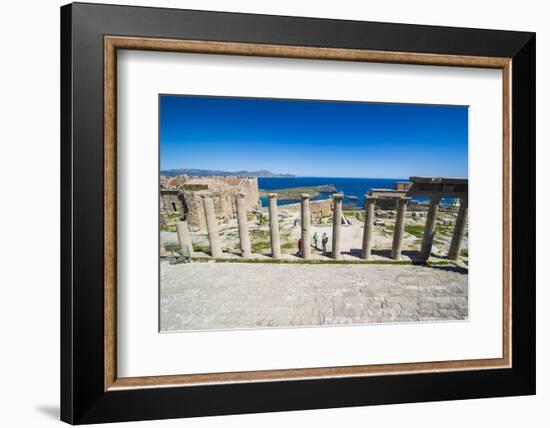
xmin=160 ymin=262 xmax=468 ymax=331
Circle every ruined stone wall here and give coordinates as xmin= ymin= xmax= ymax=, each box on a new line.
xmin=160 ymin=197 xmax=165 ymax=226
xmin=176 ymin=176 xmax=260 ymax=230
xmin=282 ymin=199 xmax=332 ymax=216
xmin=238 ymin=177 xmax=260 ymax=212
xmin=279 ymin=199 xmax=333 ymax=225
xmin=163 ymin=175 xmax=189 ymax=188
xmin=161 ymin=192 xmax=183 ymax=214
xmin=182 ymin=191 xmax=206 ymax=229
xmin=160 ymin=191 xmax=185 ymax=225
xmin=212 ymin=190 xmax=234 ymax=220
xmin=311 ymin=199 xmax=333 ymax=216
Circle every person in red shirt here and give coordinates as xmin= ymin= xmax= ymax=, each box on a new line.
xmin=297 ymin=238 xmax=302 ymax=256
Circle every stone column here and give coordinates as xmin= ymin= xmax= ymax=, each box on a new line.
xmin=361 ymin=196 xmax=376 ymax=260
xmin=420 ymin=197 xmax=441 ymax=260
xmin=391 ymin=197 xmax=408 ymax=260
xmin=332 ymin=193 xmax=344 ymax=259
xmin=175 ymin=221 xmax=194 ymax=258
xmin=201 ymin=193 xmax=222 ymax=258
xmin=300 ymin=194 xmax=311 ymax=259
xmin=235 ymin=193 xmax=251 ymax=258
xmin=268 ymin=193 xmax=281 ymax=259
xmin=448 ymin=197 xmax=468 ymax=261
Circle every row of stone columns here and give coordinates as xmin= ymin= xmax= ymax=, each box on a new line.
xmin=360 ymin=195 xmax=468 ymax=261
xmin=179 ymin=192 xmax=347 ymax=260
xmin=361 ymin=196 xmax=409 ymax=260
xmin=419 ymin=196 xmax=468 ymax=261
xmin=299 ymin=192 xmax=344 ymax=260
xmin=176 ymin=192 xmax=467 ymax=262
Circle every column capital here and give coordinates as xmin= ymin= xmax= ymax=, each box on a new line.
xmin=200 ymin=192 xmax=213 ymax=199
xmin=300 ymin=193 xmax=310 ymax=200
xmin=332 ymin=192 xmax=344 ymax=200
xmin=364 ymin=195 xmax=377 ymax=202
xmin=235 ymin=192 xmax=246 ymax=199
xmin=268 ymin=193 xmax=278 ymax=199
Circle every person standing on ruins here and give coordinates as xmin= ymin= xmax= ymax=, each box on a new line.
xmin=321 ymin=233 xmax=328 ymax=253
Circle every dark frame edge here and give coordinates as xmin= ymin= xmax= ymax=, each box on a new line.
xmin=510 ymin=33 xmax=536 ymax=394
xmin=61 ymin=3 xmax=74 ymax=425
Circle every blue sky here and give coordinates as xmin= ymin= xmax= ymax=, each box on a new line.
xmin=160 ymin=95 xmax=468 ymax=179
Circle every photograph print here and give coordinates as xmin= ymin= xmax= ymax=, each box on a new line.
xmin=159 ymin=95 xmax=469 ymax=332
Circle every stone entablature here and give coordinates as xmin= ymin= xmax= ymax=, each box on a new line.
xmin=394 ymin=181 xmax=413 ymax=191
xmin=367 ymin=176 xmax=468 ymax=261
xmin=407 ymin=176 xmax=468 ymax=198
xmin=368 ymin=188 xmax=408 ymax=210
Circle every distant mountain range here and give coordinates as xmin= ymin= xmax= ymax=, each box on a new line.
xmin=160 ymin=168 xmax=295 ymax=178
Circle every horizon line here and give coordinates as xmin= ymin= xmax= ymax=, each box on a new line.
xmin=160 ymin=172 xmax=467 ymax=180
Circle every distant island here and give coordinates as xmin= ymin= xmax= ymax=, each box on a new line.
xmin=259 ymin=184 xmax=337 ymax=201
xmin=161 ymin=168 xmax=295 ymax=178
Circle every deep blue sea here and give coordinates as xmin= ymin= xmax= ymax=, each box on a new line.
xmin=258 ymin=177 xmax=450 ymax=208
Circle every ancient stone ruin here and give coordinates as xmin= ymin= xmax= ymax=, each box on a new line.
xmin=170 ymin=176 xmax=468 ymax=263
xmin=364 ymin=177 xmax=468 ymax=261
xmin=160 ymin=175 xmax=260 ymax=229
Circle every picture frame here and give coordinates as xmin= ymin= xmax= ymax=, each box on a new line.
xmin=61 ymin=2 xmax=535 ymax=424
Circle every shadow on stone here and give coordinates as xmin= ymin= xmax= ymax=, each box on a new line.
xmin=347 ymin=248 xmax=363 ymax=257
xmin=420 ymin=264 xmax=468 ymax=275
